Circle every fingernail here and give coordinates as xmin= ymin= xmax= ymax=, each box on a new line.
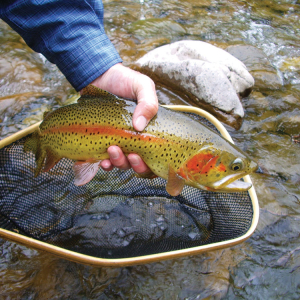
xmin=135 ymin=116 xmax=147 ymax=131
xmin=128 ymin=155 xmax=140 ymax=166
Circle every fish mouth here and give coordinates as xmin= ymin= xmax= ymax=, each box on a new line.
xmin=216 ymin=179 xmax=252 ymax=192
xmin=210 ymin=173 xmax=252 ymax=192
xmin=209 ymin=160 xmax=258 ymax=192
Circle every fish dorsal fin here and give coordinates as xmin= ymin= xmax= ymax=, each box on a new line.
xmin=43 ymin=111 xmax=51 ymax=119
xmin=79 ymin=84 xmax=119 ymax=101
xmin=166 ymin=165 xmax=186 ymax=196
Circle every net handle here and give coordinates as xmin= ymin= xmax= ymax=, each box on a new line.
xmin=0 ymin=122 xmax=42 ymax=149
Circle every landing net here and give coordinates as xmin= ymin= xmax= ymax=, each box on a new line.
xmin=0 ymin=111 xmax=257 ymax=264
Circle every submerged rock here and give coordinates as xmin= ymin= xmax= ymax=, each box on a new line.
xmin=127 ymin=18 xmax=186 ymax=40
xmin=226 ymin=45 xmax=283 ymax=90
xmin=134 ymin=40 xmax=255 ymax=129
xmin=280 ymin=57 xmax=300 ymax=72
xmin=277 ymin=111 xmax=300 ymax=136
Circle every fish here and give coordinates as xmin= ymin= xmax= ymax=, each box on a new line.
xmin=24 ymin=84 xmax=258 ymax=196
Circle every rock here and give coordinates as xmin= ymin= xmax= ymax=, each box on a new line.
xmin=279 ymin=57 xmax=300 ymax=72
xmin=127 ymin=18 xmax=186 ymax=40
xmin=226 ymin=45 xmax=283 ymax=90
xmin=277 ymin=111 xmax=300 ymax=136
xmin=134 ymin=40 xmax=255 ymax=129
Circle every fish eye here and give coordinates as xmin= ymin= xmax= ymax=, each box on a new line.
xmin=231 ymin=158 xmax=244 ymax=171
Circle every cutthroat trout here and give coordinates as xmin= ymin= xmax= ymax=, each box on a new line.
xmin=24 ymin=85 xmax=257 ymax=196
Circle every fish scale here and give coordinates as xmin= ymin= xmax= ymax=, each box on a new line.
xmin=24 ymin=85 xmax=257 ymax=196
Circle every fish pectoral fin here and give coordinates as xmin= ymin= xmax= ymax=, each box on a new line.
xmin=43 ymin=149 xmax=62 ymax=173
xmin=73 ymin=160 xmax=101 ymax=186
xmin=166 ymin=166 xmax=185 ymax=196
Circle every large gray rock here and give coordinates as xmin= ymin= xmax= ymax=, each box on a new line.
xmin=134 ymin=40 xmax=255 ymax=129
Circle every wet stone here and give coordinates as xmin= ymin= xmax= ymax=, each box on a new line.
xmin=226 ymin=44 xmax=283 ymax=90
xmin=135 ymin=40 xmax=255 ymax=129
xmin=127 ymin=18 xmax=186 ymax=41
xmin=280 ymin=57 xmax=300 ymax=72
xmin=277 ymin=111 xmax=300 ymax=136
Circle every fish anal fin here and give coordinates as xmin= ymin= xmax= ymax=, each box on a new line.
xmin=73 ymin=159 xmax=101 ymax=186
xmin=43 ymin=149 xmax=62 ymax=173
xmin=166 ymin=166 xmax=185 ymax=196
xmin=80 ymin=85 xmax=119 ymax=101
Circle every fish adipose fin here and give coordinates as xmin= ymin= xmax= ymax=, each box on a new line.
xmin=73 ymin=160 xmax=101 ymax=186
xmin=166 ymin=166 xmax=185 ymax=196
xmin=80 ymin=85 xmax=119 ymax=101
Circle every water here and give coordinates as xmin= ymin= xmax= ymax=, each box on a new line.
xmin=1 ymin=0 xmax=300 ymax=298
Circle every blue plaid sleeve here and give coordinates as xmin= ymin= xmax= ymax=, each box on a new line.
xmin=0 ymin=0 xmax=122 ymax=91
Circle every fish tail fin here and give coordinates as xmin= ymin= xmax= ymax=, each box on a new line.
xmin=24 ymin=131 xmax=39 ymax=155
xmin=24 ymin=131 xmax=46 ymax=177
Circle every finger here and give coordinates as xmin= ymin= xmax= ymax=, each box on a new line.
xmin=132 ymin=75 xmax=158 ymax=131
xmin=107 ymin=145 xmax=131 ymax=170
xmin=100 ymin=159 xmax=114 ymax=172
xmin=127 ymin=153 xmax=152 ymax=174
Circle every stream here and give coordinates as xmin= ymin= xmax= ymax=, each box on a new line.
xmin=1 ymin=0 xmax=300 ymax=299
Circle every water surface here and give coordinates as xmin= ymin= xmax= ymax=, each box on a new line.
xmin=1 ymin=0 xmax=300 ymax=298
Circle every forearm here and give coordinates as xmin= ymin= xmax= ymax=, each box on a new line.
xmin=0 ymin=0 xmax=122 ymax=91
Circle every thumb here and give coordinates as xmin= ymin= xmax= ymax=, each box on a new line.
xmin=132 ymin=75 xmax=158 ymax=131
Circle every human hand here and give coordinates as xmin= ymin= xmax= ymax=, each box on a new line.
xmin=85 ymin=63 xmax=158 ymax=174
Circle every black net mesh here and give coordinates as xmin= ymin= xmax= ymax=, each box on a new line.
xmin=0 ymin=117 xmax=254 ymax=259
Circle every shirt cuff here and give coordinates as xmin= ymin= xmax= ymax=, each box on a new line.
xmin=45 ymin=32 xmax=123 ymax=91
